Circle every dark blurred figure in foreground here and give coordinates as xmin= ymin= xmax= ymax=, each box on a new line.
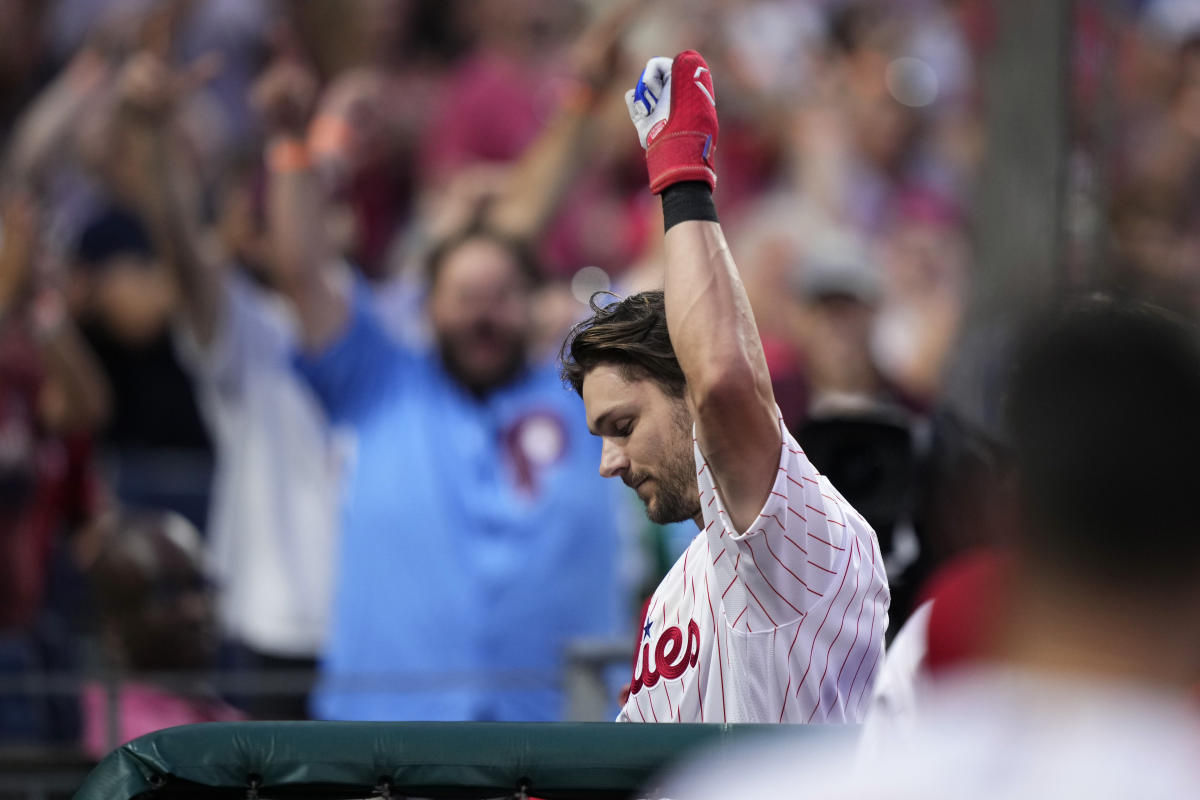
xmin=662 ymin=298 xmax=1200 ymax=798
xmin=79 ymin=510 xmax=243 ymax=760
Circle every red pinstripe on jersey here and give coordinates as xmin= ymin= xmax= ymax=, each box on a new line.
xmin=807 ymin=560 xmax=839 ymax=575
xmin=793 ymin=535 xmax=856 ymax=700
xmin=762 ymin=533 xmax=814 ymax=593
xmin=808 ymin=532 xmax=845 ymax=551
xmin=616 ymin=420 xmax=888 ymax=725
xmin=832 ymin=538 xmax=876 ymax=711
xmin=646 ymin=687 xmax=660 ymax=720
xmin=743 ymin=579 xmax=779 ymax=627
xmin=704 ymin=567 xmax=727 ymax=721
xmin=745 ymin=538 xmax=804 ymax=616
xmin=849 ymin=580 xmax=889 ymax=717
xmin=807 ymin=538 xmax=863 ymax=721
xmin=783 ymin=534 xmax=808 ymax=556
xmin=732 ymin=606 xmax=747 ymax=628
xmin=853 ymin=630 xmax=884 ymax=718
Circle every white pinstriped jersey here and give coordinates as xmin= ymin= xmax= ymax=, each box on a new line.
xmin=617 ymin=414 xmax=890 ymax=723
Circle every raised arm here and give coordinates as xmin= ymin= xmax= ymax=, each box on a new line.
xmin=628 ymin=52 xmax=780 ymax=534
xmin=0 ymin=194 xmax=111 ymax=434
xmin=252 ymin=61 xmax=349 ymax=352
xmin=0 ymin=50 xmax=117 ymax=434
xmin=31 ymin=292 xmax=114 ymax=434
xmin=485 ymin=92 xmax=604 ymax=239
xmin=112 ymin=52 xmax=224 ymax=346
xmin=486 ymin=0 xmax=639 ymax=238
xmin=4 ymin=47 xmax=110 ymax=193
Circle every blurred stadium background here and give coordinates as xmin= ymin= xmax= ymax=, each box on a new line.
xmin=0 ymin=0 xmax=1198 ymax=795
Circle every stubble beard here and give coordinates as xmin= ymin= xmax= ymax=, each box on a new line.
xmin=642 ymin=403 xmax=702 ymax=525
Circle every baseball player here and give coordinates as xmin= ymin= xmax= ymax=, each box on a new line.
xmin=561 ymin=51 xmax=890 ymax=723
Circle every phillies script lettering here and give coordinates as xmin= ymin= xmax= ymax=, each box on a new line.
xmin=631 ymin=619 xmax=701 ymax=695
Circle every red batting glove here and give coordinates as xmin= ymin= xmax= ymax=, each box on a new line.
xmin=625 ymin=50 xmax=718 ymax=194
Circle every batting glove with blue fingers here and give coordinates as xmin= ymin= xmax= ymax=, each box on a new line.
xmin=625 ymin=50 xmax=718 ymax=194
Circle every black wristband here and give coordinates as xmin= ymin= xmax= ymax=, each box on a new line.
xmin=661 ymin=181 xmax=718 ymax=232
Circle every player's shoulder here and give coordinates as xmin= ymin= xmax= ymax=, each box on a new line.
xmin=644 ymin=530 xmax=708 ymax=615
xmin=662 ymin=530 xmax=708 ymax=582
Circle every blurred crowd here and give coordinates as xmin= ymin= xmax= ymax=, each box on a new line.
xmin=0 ymin=0 xmax=1198 ymax=760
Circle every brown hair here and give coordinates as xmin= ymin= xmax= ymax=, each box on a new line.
xmin=560 ymin=290 xmax=686 ymax=397
xmin=425 ymin=222 xmax=544 ymax=290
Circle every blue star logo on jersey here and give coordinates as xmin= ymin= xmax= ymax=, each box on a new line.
xmin=643 ymin=620 xmax=653 ymax=641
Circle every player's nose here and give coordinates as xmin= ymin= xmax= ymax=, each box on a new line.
xmin=598 ymin=438 xmax=629 ymax=479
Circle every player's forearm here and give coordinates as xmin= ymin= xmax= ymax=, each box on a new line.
xmin=662 ymin=183 xmax=772 ymax=417
xmin=631 ymin=49 xmax=782 ymax=532
xmin=663 ymin=213 xmax=773 ymax=408
xmin=265 ymin=137 xmax=348 ymax=351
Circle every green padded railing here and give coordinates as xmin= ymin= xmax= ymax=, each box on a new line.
xmin=73 ymin=721 xmax=842 ymax=800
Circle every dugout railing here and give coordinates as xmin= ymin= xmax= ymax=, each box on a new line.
xmin=0 ymin=641 xmax=634 ymax=800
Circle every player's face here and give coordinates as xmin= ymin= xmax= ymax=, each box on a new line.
xmin=429 ymin=238 xmax=531 ymax=395
xmin=582 ymin=363 xmax=701 ymax=526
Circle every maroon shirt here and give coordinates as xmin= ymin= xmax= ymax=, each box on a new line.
xmin=0 ymin=319 xmax=98 ymax=629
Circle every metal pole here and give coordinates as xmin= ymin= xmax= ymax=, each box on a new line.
xmin=104 ymin=669 xmax=121 ymax=757
xmin=944 ymin=0 xmax=1074 ymax=437
xmin=1088 ymin=0 xmax=1119 ymax=288
xmin=564 ymin=638 xmax=630 ymax=721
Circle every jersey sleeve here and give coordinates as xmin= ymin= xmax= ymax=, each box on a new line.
xmin=699 ymin=412 xmax=884 ymax=632
xmin=292 ymin=277 xmax=409 ymax=425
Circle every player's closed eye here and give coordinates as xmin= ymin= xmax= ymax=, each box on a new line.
xmin=614 ymin=420 xmax=634 ymax=437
